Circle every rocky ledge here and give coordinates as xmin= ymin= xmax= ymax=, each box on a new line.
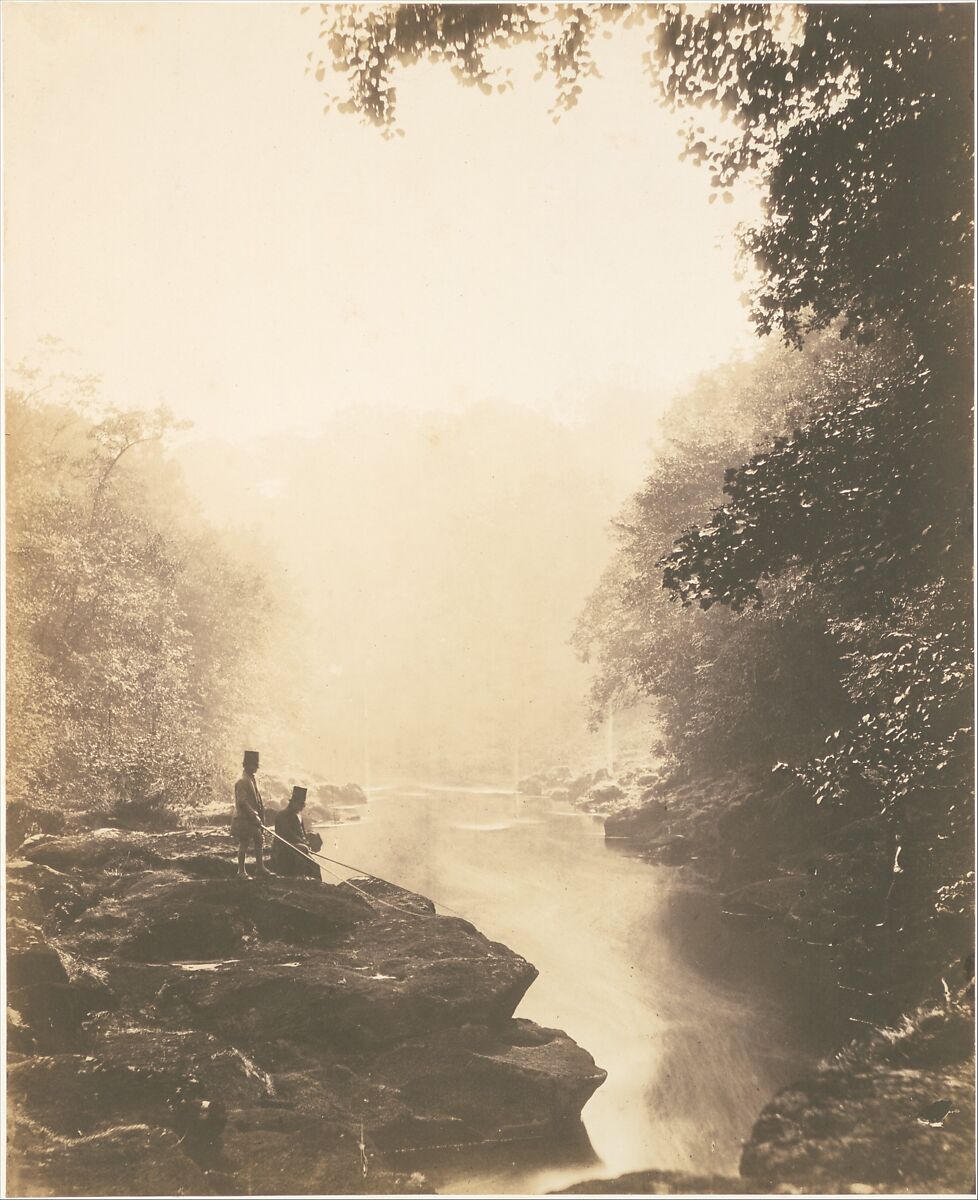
xmin=7 ymin=828 xmax=606 ymax=1196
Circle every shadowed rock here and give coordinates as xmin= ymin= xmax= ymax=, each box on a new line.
xmin=741 ymin=991 xmax=976 ymax=1194
xmin=8 ymin=826 xmax=605 ymax=1195
xmin=54 ymin=869 xmax=538 ymax=1051
xmin=60 ymin=871 xmax=370 ymax=960
xmin=7 ymin=860 xmax=86 ymax=927
xmin=7 ymin=1118 xmax=210 ymax=1197
xmin=7 ymin=919 xmax=113 ymax=1054
xmin=20 ymin=828 xmax=243 ymax=879
xmin=9 ymin=1028 xmax=273 ymax=1139
xmin=551 ymin=1168 xmax=753 ymax=1194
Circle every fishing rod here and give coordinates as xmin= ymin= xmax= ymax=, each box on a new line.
xmin=258 ymin=821 xmax=466 ymax=921
xmin=274 ymin=819 xmax=468 ymax=919
xmin=258 ymin=822 xmax=425 ymax=918
xmin=306 ymin=839 xmax=469 ymax=919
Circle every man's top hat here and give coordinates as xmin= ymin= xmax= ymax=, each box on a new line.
xmin=243 ymin=749 xmax=260 ymax=770
xmin=291 ymin=786 xmax=308 ymax=804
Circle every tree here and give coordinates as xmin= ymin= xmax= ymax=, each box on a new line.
xmin=311 ymin=4 xmax=973 ymax=354
xmin=573 ymin=331 xmax=873 ymax=771
xmin=654 ymin=4 xmax=973 ymax=354
xmin=5 ymin=382 xmax=277 ymax=829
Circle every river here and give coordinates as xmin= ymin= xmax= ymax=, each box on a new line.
xmin=317 ymin=785 xmax=815 ymax=1195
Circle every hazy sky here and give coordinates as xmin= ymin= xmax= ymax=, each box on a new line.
xmin=4 ymin=2 xmax=759 ymax=440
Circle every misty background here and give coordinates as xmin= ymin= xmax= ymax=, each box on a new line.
xmin=4 ymin=3 xmax=757 ymax=792
xmin=5 ymin=6 xmax=972 ymax=1195
xmin=176 ymin=392 xmax=669 ymax=782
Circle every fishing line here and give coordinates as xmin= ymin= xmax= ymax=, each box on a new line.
xmin=259 ymin=823 xmax=420 ymax=917
xmin=304 ymin=840 xmax=468 ymax=920
xmin=258 ymin=822 xmax=463 ymax=921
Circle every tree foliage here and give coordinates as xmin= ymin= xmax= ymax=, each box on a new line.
xmin=6 ymin=384 xmax=275 ymax=827
xmin=312 ymin=4 xmax=973 ymax=354
xmin=655 ymin=4 xmax=973 ymax=351
xmin=660 ymin=357 xmax=969 ymax=614
xmin=574 ymin=333 xmax=871 ymax=770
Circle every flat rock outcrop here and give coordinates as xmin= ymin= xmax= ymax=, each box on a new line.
xmin=8 ymin=827 xmax=606 ymax=1195
xmin=8 ymin=1117 xmax=211 ymax=1198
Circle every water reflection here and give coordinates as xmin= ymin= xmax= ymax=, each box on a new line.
xmin=322 ymin=787 xmax=813 ymax=1194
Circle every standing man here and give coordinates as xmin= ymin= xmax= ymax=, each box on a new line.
xmin=231 ymin=749 xmax=269 ymax=879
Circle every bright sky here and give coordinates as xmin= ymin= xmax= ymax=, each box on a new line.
xmin=3 ymin=2 xmax=759 ymax=439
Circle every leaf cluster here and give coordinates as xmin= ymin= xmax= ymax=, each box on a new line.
xmin=574 ymin=334 xmax=861 ymax=769
xmin=654 ymin=4 xmax=974 ymax=351
xmin=660 ymin=356 xmax=970 ymax=614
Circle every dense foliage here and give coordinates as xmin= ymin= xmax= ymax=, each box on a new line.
xmin=654 ymin=4 xmax=973 ymax=351
xmin=573 ymin=333 xmax=877 ymax=770
xmin=6 ymin=386 xmax=275 ymax=829
xmin=661 ymin=359 xmax=967 ymax=613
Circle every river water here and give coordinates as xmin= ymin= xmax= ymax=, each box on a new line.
xmin=318 ymin=786 xmax=814 ymax=1195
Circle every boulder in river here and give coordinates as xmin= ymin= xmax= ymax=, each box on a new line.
xmin=313 ymin=781 xmax=368 ymax=806
xmin=580 ymin=781 xmax=627 ymax=814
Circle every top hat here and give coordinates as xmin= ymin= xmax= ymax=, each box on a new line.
xmin=243 ymin=749 xmax=260 ymax=769
xmin=290 ymin=786 xmax=308 ymax=804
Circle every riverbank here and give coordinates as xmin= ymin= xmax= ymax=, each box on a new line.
xmin=8 ymin=779 xmax=973 ymax=1196
xmin=521 ymin=763 xmax=975 ymax=1194
xmin=7 ymin=826 xmax=605 ymax=1196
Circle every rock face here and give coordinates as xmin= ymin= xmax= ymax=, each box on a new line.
xmin=741 ymin=989 xmax=976 ymax=1194
xmin=8 ymin=1118 xmax=212 ymax=1198
xmin=519 ymin=763 xmax=664 ymax=816
xmin=8 ymin=827 xmax=606 ymax=1196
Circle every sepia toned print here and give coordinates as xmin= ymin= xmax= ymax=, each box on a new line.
xmin=3 ymin=2 xmax=974 ymax=1196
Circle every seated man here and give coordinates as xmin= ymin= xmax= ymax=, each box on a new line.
xmin=270 ymin=786 xmax=322 ymax=879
